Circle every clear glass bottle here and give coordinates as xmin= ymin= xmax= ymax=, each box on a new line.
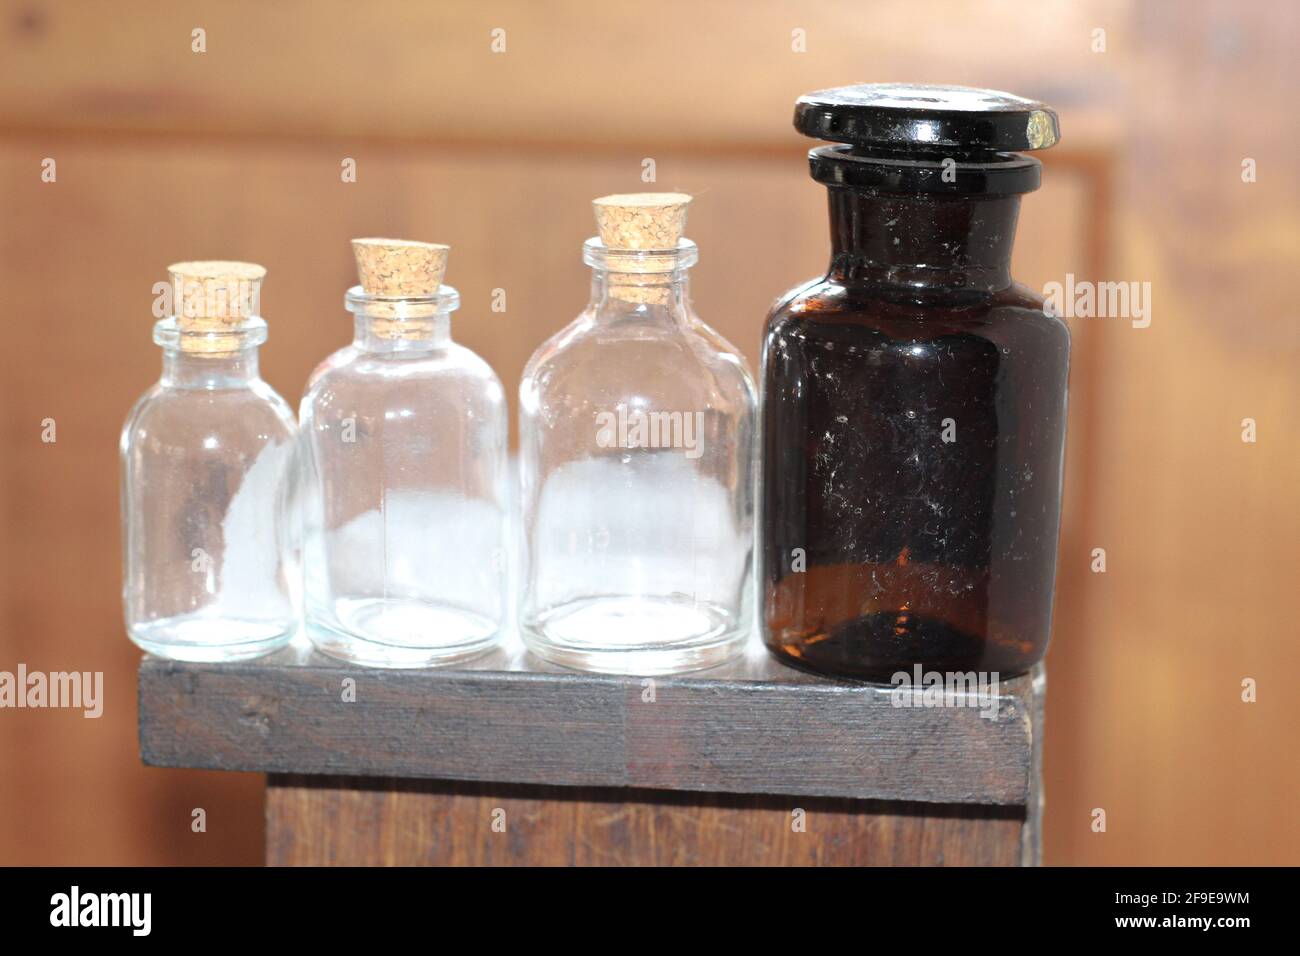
xmin=761 ymin=84 xmax=1069 ymax=681
xmin=299 ymin=239 xmax=507 ymax=667
xmin=121 ymin=261 xmax=299 ymax=661
xmin=520 ymin=193 xmax=756 ymax=674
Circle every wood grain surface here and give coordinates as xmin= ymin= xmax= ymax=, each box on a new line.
xmin=139 ymin=645 xmax=1043 ymax=807
xmin=265 ymin=775 xmax=1028 ymax=866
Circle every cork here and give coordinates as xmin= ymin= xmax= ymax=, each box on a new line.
xmin=351 ymin=238 xmax=450 ymax=339
xmin=593 ymin=192 xmax=691 ymax=251
xmin=592 ymin=193 xmax=692 ymax=304
xmin=167 ymin=260 xmax=266 ymax=354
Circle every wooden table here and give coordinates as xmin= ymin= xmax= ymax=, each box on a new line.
xmin=138 ymin=637 xmax=1044 ymax=866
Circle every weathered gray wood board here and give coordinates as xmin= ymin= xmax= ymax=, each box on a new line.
xmin=139 ymin=638 xmax=1041 ymax=807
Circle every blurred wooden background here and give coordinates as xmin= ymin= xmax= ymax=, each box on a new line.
xmin=0 ymin=0 xmax=1296 ymax=865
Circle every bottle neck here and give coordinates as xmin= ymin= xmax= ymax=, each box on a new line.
xmin=352 ymin=312 xmax=453 ymax=353
xmin=589 ymin=268 xmax=692 ymax=324
xmin=161 ymin=347 xmax=261 ymax=388
xmin=826 ymin=187 xmax=1021 ymax=292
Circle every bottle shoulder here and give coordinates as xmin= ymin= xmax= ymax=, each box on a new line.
xmin=122 ymin=381 xmax=165 ymax=425
xmin=520 ymin=312 xmax=755 ymax=414
xmin=305 ymin=343 xmax=501 ymax=388
xmin=686 ymin=314 xmax=754 ymax=374
xmin=763 ymin=276 xmax=826 ymax=325
xmin=301 ymin=343 xmax=505 ymax=419
xmin=764 ymin=275 xmax=1069 ymax=345
xmin=125 ymin=379 xmax=293 ymax=423
xmin=121 ymin=380 xmax=296 ymax=457
xmin=302 ymin=343 xmax=359 ymax=394
xmin=685 ymin=316 xmax=757 ymax=405
xmin=520 ymin=312 xmax=594 ymax=382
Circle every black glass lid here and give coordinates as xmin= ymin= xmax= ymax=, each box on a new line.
xmin=794 ymin=83 xmax=1060 ymax=154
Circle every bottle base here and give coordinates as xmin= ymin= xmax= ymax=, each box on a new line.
xmin=763 ymin=610 xmax=1036 ymax=684
xmin=129 ymin=615 xmax=294 ymax=663
xmin=307 ymin=597 xmax=500 ymax=668
xmin=522 ymin=595 xmax=746 ymax=675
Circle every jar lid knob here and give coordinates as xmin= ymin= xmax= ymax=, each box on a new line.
xmin=794 ymin=83 xmax=1059 ymax=154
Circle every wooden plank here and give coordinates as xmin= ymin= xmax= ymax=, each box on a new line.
xmin=140 ymin=642 xmax=1040 ymax=806
xmin=0 ymin=1 xmax=1124 ymax=147
xmin=265 ymin=775 xmax=1027 ymax=866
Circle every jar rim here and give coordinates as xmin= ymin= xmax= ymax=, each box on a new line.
xmin=152 ymin=315 xmax=268 ymax=350
xmin=583 ymin=238 xmax=698 ymax=271
xmin=344 ymin=284 xmax=460 ymax=316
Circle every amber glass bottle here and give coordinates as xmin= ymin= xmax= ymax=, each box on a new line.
xmin=761 ymin=85 xmax=1069 ymax=681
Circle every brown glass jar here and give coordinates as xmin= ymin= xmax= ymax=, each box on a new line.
xmin=760 ymin=85 xmax=1069 ymax=681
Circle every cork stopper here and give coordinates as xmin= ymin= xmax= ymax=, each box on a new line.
xmin=590 ymin=193 xmax=693 ymax=306
xmin=592 ymin=192 xmax=691 ymax=251
xmin=349 ymin=238 xmax=451 ymax=340
xmin=167 ymin=260 xmax=266 ymax=354
xmin=352 ymin=238 xmax=449 ymax=297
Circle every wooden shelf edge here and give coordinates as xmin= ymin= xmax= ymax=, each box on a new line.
xmin=138 ymin=644 xmax=1041 ymax=807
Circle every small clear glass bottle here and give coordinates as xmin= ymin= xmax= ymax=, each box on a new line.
xmin=520 ymin=193 xmax=756 ymax=674
xmin=121 ymin=261 xmax=299 ymax=661
xmin=299 ymin=239 xmax=507 ymax=667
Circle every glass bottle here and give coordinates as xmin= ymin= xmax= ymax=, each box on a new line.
xmin=760 ymin=85 xmax=1069 ymax=681
xmin=520 ymin=193 xmax=756 ymax=674
xmin=121 ymin=261 xmax=299 ymax=661
xmin=299 ymin=239 xmax=507 ymax=667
